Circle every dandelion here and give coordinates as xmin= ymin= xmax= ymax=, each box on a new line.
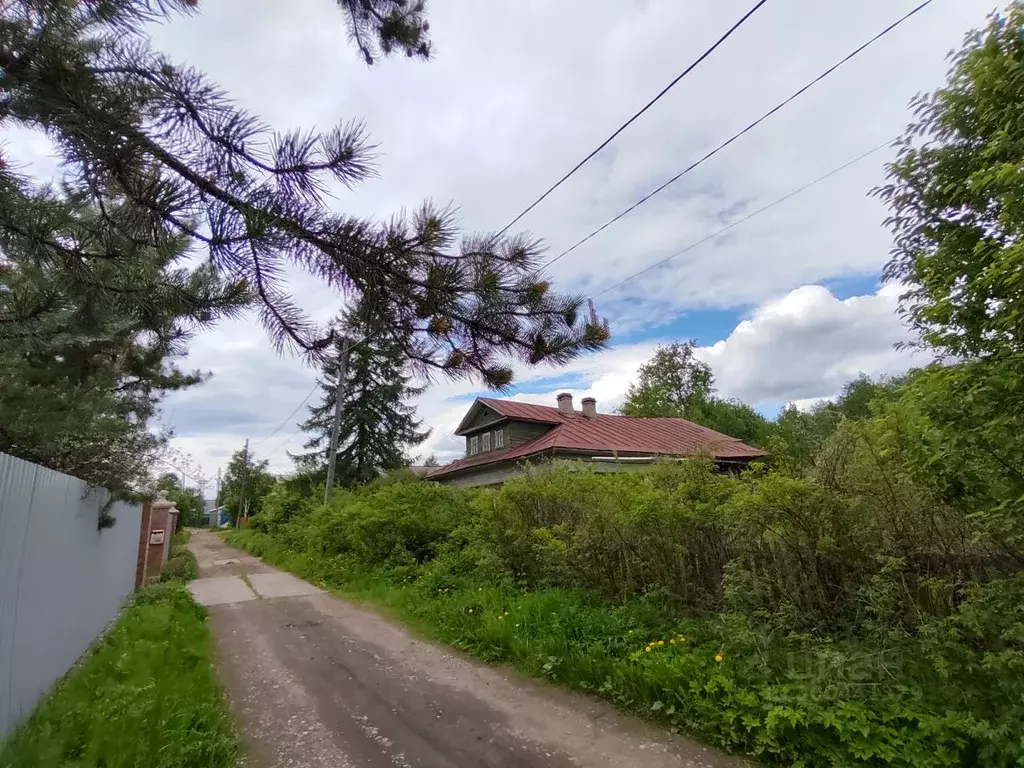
xmin=504 ymin=611 xmax=509 ymax=616
xmin=515 ymin=623 xmax=520 ymax=628
xmin=645 ymin=646 xmax=652 ymax=652
xmin=478 ymin=588 xmax=483 ymax=592
xmin=498 ymin=615 xmax=504 ymax=621
xmin=678 ymin=635 xmax=686 ymax=642
xmin=657 ymin=640 xmax=664 ymax=647
xmin=715 ymin=654 xmax=724 ymax=663
xmin=468 ymin=609 xmax=473 ymax=614
xmin=670 ymin=639 xmax=675 ymax=645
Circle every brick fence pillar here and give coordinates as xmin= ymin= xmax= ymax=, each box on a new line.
xmin=135 ymin=492 xmax=179 ymax=588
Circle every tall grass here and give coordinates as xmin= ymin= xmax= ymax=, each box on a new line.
xmin=0 ymin=584 xmax=236 ymax=768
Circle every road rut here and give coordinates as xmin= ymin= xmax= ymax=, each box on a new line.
xmin=187 ymin=529 xmax=743 ymax=768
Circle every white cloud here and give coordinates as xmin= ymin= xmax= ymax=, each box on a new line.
xmin=698 ymin=283 xmax=931 ymax=406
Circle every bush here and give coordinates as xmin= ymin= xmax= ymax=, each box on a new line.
xmin=222 ymin=457 xmax=1024 ymax=766
xmin=161 ymin=547 xmax=198 ymax=582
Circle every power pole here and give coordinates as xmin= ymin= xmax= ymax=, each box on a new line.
xmin=238 ymin=438 xmax=249 ymax=527
xmin=324 ymin=336 xmax=352 ymax=503
xmin=215 ymin=467 xmax=222 ymax=526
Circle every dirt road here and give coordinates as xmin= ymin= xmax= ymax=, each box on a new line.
xmin=187 ymin=530 xmax=743 ymax=768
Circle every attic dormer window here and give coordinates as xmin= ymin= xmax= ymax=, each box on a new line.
xmin=481 ymin=432 xmax=491 ymax=452
xmin=470 ymin=435 xmax=479 ymax=455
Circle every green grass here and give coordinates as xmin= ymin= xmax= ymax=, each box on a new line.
xmin=0 ymin=584 xmax=237 ymax=768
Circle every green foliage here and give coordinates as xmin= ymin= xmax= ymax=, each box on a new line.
xmin=0 ymin=585 xmax=236 ymax=768
xmin=877 ymin=4 xmax=1024 ymax=359
xmin=618 ymin=341 xmax=771 ymax=448
xmin=620 ymin=341 xmax=713 ymax=418
xmin=293 ymin=302 xmax=430 ymax=486
xmin=155 ymin=474 xmax=204 ymax=527
xmin=226 ymin=448 xmax=1024 ymax=766
xmin=217 ymin=443 xmax=276 ymax=525
xmin=0 ymin=195 xmax=246 ymax=496
xmin=161 ymin=538 xmax=198 ymax=583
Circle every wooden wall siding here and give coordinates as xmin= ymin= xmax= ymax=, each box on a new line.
xmin=462 ymin=404 xmax=503 ymax=433
xmin=508 ymin=421 xmax=552 ymax=448
xmin=463 ymin=420 xmax=554 ymax=457
xmin=465 ymin=425 xmax=511 ymax=456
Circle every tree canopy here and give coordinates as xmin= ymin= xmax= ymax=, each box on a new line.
xmin=620 ymin=342 xmax=713 ymax=419
xmin=217 ymin=443 xmax=276 ymax=525
xmin=876 ymin=5 xmax=1024 ymax=359
xmin=0 ymin=193 xmax=246 ymax=494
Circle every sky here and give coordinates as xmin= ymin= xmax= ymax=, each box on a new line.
xmin=7 ymin=0 xmax=994 ymax=489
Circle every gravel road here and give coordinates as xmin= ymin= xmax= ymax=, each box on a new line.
xmin=187 ymin=529 xmax=744 ymax=768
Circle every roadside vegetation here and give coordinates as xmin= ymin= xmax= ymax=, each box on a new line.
xmin=161 ymin=529 xmax=199 ymax=583
xmin=228 ymin=420 xmax=1024 ymax=767
xmin=0 ymin=585 xmax=236 ymax=768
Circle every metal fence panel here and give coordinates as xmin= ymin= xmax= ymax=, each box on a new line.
xmin=0 ymin=452 xmax=141 ymax=739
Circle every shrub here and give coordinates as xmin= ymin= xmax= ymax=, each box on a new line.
xmin=223 ymin=459 xmax=1024 ymax=765
xmin=161 ymin=548 xmax=198 ymax=582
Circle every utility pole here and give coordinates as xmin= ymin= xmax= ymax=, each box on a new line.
xmin=324 ymin=336 xmax=352 ymax=504
xmin=238 ymin=438 xmax=249 ymax=527
xmin=215 ymin=467 xmax=222 ymax=526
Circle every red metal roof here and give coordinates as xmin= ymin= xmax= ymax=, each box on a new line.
xmin=430 ymin=398 xmax=765 ymax=478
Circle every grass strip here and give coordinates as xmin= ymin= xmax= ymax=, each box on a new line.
xmin=0 ymin=584 xmax=236 ymax=768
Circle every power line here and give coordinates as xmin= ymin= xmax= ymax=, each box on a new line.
xmin=495 ymin=0 xmax=771 ymax=238
xmin=250 ymin=381 xmax=319 ymax=446
xmin=264 ymin=426 xmax=305 ymax=458
xmin=152 ymin=454 xmax=205 ymax=485
xmin=592 ymin=138 xmax=894 ymax=300
xmin=540 ymin=0 xmax=935 ymax=271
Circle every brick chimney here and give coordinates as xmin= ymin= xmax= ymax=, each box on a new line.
xmin=581 ymin=397 xmax=597 ymax=418
xmin=556 ymin=392 xmax=574 ymax=414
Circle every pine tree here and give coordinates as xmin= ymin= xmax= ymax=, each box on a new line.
xmin=0 ymin=0 xmax=609 ymax=387
xmin=294 ymin=309 xmax=430 ymax=486
xmin=0 ymin=191 xmax=247 ymax=495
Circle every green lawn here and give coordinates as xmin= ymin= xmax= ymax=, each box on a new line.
xmin=0 ymin=584 xmax=236 ymax=768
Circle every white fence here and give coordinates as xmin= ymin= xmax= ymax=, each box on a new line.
xmin=0 ymin=452 xmax=141 ymax=739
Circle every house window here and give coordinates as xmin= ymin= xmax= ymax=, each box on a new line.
xmin=481 ymin=432 xmax=491 ymax=452
xmin=494 ymin=429 xmax=504 ymax=449
xmin=469 ymin=435 xmax=479 ymax=455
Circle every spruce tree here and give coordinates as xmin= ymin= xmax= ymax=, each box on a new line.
xmin=0 ymin=0 xmax=609 ymax=387
xmin=294 ymin=309 xmax=430 ymax=486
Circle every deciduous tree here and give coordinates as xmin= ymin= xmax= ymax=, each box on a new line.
xmin=877 ymin=5 xmax=1024 ymax=359
xmin=217 ymin=444 xmax=276 ymax=525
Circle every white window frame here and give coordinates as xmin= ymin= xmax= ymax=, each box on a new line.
xmin=481 ymin=432 xmax=491 ymax=452
xmin=469 ymin=435 xmax=479 ymax=455
xmin=494 ymin=429 xmax=504 ymax=449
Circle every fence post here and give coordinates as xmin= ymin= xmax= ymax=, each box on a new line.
xmin=136 ymin=492 xmax=178 ymax=587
